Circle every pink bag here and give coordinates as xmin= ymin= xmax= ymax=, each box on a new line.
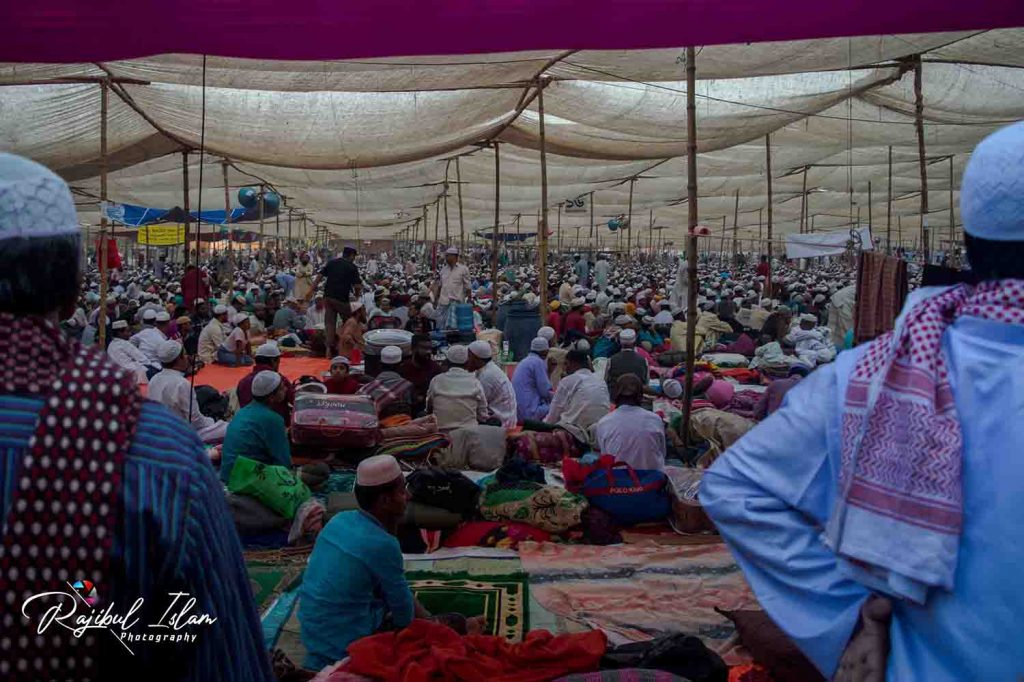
xmin=511 ymin=429 xmax=581 ymax=464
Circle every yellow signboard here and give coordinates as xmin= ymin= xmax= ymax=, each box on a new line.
xmin=136 ymin=224 xmax=186 ymax=246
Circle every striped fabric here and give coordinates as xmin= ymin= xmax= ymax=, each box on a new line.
xmin=0 ymin=395 xmax=273 ymax=682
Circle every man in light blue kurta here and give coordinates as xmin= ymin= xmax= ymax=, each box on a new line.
xmin=512 ymin=338 xmax=553 ymax=421
xmin=700 ymin=122 xmax=1024 ymax=681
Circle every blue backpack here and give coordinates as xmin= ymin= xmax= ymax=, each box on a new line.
xmin=582 ymin=463 xmax=670 ymax=525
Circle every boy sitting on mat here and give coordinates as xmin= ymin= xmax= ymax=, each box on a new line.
xmin=299 ymin=455 xmax=483 ymax=670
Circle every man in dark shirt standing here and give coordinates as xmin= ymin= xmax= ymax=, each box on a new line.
xmin=311 ymin=246 xmax=362 ymax=358
xmin=402 ymin=333 xmax=442 ymax=415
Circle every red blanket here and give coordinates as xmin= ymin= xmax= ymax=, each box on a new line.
xmin=344 ymin=620 xmax=606 ymax=682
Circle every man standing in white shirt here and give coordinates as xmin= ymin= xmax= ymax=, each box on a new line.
xmin=148 ymin=340 xmax=229 ymax=443
xmin=432 ymin=247 xmax=471 ymax=329
xmin=593 ymin=374 xmax=666 ymax=471
xmin=197 ymin=304 xmax=231 ymax=365
xmin=467 ymin=340 xmax=517 ymax=429
xmin=106 ymin=319 xmax=153 ymax=383
xmin=543 ymin=349 xmax=611 ymax=447
xmin=131 ymin=309 xmax=171 ymax=367
xmin=426 ymin=345 xmax=489 ymax=431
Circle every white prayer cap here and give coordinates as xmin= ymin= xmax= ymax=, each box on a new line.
xmin=523 ymin=293 xmax=537 ymax=306
xmin=155 ymin=311 xmax=171 ymax=323
xmin=613 ymin=314 xmax=631 ymax=326
xmin=213 ymin=304 xmax=229 ymax=315
xmin=156 ymin=340 xmax=183 ymax=364
xmin=255 ymin=341 xmax=281 ymax=358
xmin=252 ymin=370 xmax=283 ymax=398
xmin=445 ymin=246 xmax=460 ymax=255
xmin=800 ymin=313 xmax=818 ymax=324
xmin=111 ymin=319 xmax=128 ymax=330
xmin=381 ymin=345 xmax=403 ymax=364
xmin=571 ymin=297 xmax=585 ymax=307
xmin=142 ymin=309 xmax=158 ymax=321
xmin=232 ymin=313 xmax=250 ymax=325
xmin=662 ymin=378 xmax=684 ymax=399
xmin=356 ymin=454 xmax=403 ymax=488
xmin=570 ymin=338 xmax=591 ymax=352
xmin=530 ymin=337 xmax=550 ymax=352
xmin=468 ymin=340 xmax=492 ymax=359
xmin=537 ymin=326 xmax=556 ymax=342
xmin=446 ymin=344 xmax=469 ymax=364
xmin=330 ymin=355 xmax=350 ymax=367
xmin=619 ymin=329 xmax=637 ymax=344
xmin=0 ymin=153 xmax=79 ymax=241
xmin=961 ymin=121 xmax=1024 ymax=241
xmin=654 ymin=310 xmax=673 ymax=325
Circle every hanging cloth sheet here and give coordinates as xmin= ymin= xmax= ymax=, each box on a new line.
xmin=853 ymin=251 xmax=908 ymax=345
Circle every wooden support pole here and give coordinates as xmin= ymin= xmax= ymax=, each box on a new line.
xmin=868 ymin=181 xmax=873 ymax=235
xmin=443 ymin=162 xmax=450 ymax=244
xmin=626 ymin=177 xmax=635 ymax=256
xmin=222 ymin=160 xmax=232 ymax=267
xmin=491 ymin=144 xmax=501 ymax=288
xmin=456 ymin=157 xmax=466 ymax=254
xmin=557 ymin=204 xmax=562 ymax=253
xmin=649 ymin=209 xmax=655 ymax=257
xmin=537 ymin=78 xmax=552 ymax=312
xmin=182 ymin=151 xmax=191 ymax=268
xmin=275 ymin=206 xmax=281 ymax=263
xmin=682 ymin=45 xmax=700 ymax=449
xmin=588 ymin=191 xmax=595 ymax=259
xmin=949 ymin=155 xmax=956 ymax=265
xmin=287 ymin=209 xmax=293 ymax=263
xmin=758 ymin=207 xmax=763 ymax=241
xmin=765 ymin=134 xmax=774 ymax=296
xmin=886 ymin=145 xmax=893 ymax=253
xmin=732 ymin=188 xmax=740 ymax=263
xmin=913 ymin=57 xmax=930 ymax=263
xmin=433 ymin=198 xmax=440 ymax=244
xmin=258 ymin=183 xmax=265 ymax=259
xmin=98 ymin=80 xmax=110 ymax=347
xmin=799 ymin=166 xmax=808 ymax=234
xmin=720 ymin=215 xmax=727 ymax=268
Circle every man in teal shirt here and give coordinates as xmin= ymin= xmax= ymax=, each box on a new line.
xmin=220 ymin=370 xmax=291 ymax=483
xmin=299 ymin=455 xmax=419 ymax=670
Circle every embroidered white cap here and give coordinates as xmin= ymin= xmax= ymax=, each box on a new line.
xmin=252 ymin=370 xmax=282 ymax=398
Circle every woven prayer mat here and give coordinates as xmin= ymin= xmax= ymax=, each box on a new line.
xmin=404 ymin=570 xmax=529 ymax=642
xmin=247 ymin=561 xmax=305 ymax=613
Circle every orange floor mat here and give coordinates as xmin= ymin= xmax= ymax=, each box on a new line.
xmin=188 ymin=356 xmax=331 ymax=392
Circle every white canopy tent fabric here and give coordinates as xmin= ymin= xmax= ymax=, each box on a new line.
xmin=1 ymin=29 xmax=1023 ymax=245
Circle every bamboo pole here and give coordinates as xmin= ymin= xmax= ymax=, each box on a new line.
xmin=456 ymin=157 xmax=466 ymax=254
xmin=914 ymin=57 xmax=930 ymax=263
xmin=648 ymin=209 xmax=655 ymax=258
xmin=222 ymin=160 xmax=232 ymax=268
xmin=433 ymin=198 xmax=440 ymax=244
xmin=557 ymin=204 xmax=562 ymax=253
xmin=949 ymin=155 xmax=955 ymax=265
xmin=275 ymin=205 xmax=281 ymax=263
xmin=765 ymin=134 xmax=774 ymax=296
xmin=182 ymin=151 xmax=192 ymax=268
xmin=799 ymin=166 xmax=808 ymax=234
xmin=98 ymin=80 xmax=110 ymax=347
xmin=868 ymin=181 xmax=873 ymax=235
xmin=491 ymin=144 xmax=501 ymax=288
xmin=626 ymin=177 xmax=635 ymax=256
xmin=731 ymin=188 xmax=740 ymax=263
xmin=258 ymin=183 xmax=265 ymax=262
xmin=682 ymin=45 xmax=700 ymax=449
xmin=443 ymin=162 xmax=450 ymax=244
xmin=758 ymin=207 xmax=763 ymax=241
xmin=537 ymin=79 xmax=551 ymax=312
xmin=287 ymin=208 xmax=293 ymax=263
xmin=588 ymin=191 xmax=595 ymax=259
xmin=720 ymin=216 xmax=727 ymax=269
xmin=886 ymin=145 xmax=893 ymax=253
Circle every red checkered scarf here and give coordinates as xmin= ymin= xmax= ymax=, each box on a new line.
xmin=0 ymin=313 xmax=141 ymax=681
xmin=830 ymin=280 xmax=1024 ymax=601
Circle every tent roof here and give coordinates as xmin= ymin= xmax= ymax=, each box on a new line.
xmin=3 ymin=29 xmax=1024 ymax=244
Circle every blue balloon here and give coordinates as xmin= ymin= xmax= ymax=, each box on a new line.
xmin=238 ymin=186 xmax=259 ymax=208
xmin=607 ymin=218 xmax=620 ymax=232
xmin=261 ymin=191 xmax=281 ymax=213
